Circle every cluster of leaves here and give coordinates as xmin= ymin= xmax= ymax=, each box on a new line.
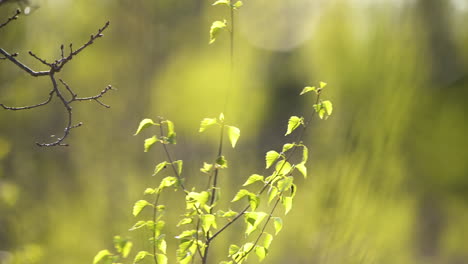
xmin=209 ymin=0 xmax=243 ymax=44
xmin=93 ymin=80 xmax=333 ymax=264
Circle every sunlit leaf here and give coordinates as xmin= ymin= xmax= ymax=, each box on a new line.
xmin=201 ymin=214 xmax=217 ymax=233
xmin=263 ymin=233 xmax=273 ymax=249
xmin=129 ymin=220 xmax=147 ymax=231
xmin=244 ymin=212 xmax=268 ymax=236
xmin=282 ymin=143 xmax=295 ymax=153
xmin=301 ymin=145 xmax=308 ymax=163
xmin=233 ymin=1 xmax=243 ymax=9
xmin=199 ymin=118 xmax=218 ymax=132
xmin=216 ymin=155 xmax=228 ymax=168
xmin=220 ymin=210 xmax=238 ymax=218
xmin=144 ymin=136 xmax=158 ymax=152
xmin=177 ymin=218 xmax=193 ymax=227
xmin=144 ymin=188 xmax=157 ymax=195
xmin=320 ymin=81 xmax=327 ymax=88
xmin=93 ymin=250 xmax=112 ymax=264
xmin=209 ymin=20 xmax=227 ymax=44
xmin=200 ymin=162 xmax=213 ymax=173
xmin=156 ymin=254 xmax=167 ymax=264
xmin=272 ymin=217 xmax=283 ymax=235
xmin=255 ymin=246 xmax=267 ymax=262
xmin=275 ymin=160 xmax=292 ymax=175
xmin=268 ymin=187 xmax=278 ymax=204
xmin=243 ymin=174 xmax=264 ymax=186
xmin=132 ymin=200 xmax=151 ymax=217
xmin=133 ymin=251 xmax=151 ymax=263
xmin=285 ymin=116 xmax=303 ymax=136
xmin=113 ymin=236 xmax=133 ymax=258
xmin=227 ymin=126 xmax=240 ymax=148
xmin=159 ymin=176 xmax=178 ymax=190
xmin=265 ymin=151 xmax=280 ymax=169
xmin=296 ymin=162 xmax=307 ymax=178
xmin=173 ymin=160 xmax=183 ymax=175
xmin=164 ymin=120 xmax=175 ymax=136
xmin=153 ymin=161 xmax=168 ymax=176
xmin=134 ymin=118 xmax=156 ymax=135
xmin=300 ymin=86 xmax=316 ymax=95
xmin=228 ymin=244 xmax=240 ymax=257
xmin=322 ymin=100 xmax=333 ymax=117
xmin=212 ymin=0 xmax=230 ymax=6
xmin=277 ymin=176 xmax=293 ymax=192
xmin=282 ymin=196 xmax=293 ymax=215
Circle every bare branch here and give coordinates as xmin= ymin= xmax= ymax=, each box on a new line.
xmin=0 ymin=9 xmax=20 ymax=29
xmin=0 ymin=17 xmax=113 ymax=147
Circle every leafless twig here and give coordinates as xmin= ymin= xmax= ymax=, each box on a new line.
xmin=0 ymin=8 xmax=20 ymax=29
xmin=0 ymin=12 xmax=113 ymax=147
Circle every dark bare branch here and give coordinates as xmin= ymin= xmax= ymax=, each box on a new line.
xmin=0 ymin=9 xmax=20 ymax=29
xmin=0 ymin=48 xmax=49 ymax=76
xmin=0 ymin=90 xmax=54 ymax=110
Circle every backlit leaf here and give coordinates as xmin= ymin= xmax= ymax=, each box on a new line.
xmin=156 ymin=254 xmax=167 ymax=264
xmin=282 ymin=143 xmax=295 ymax=153
xmin=133 ymin=251 xmax=151 ymax=263
xmin=255 ymin=246 xmax=267 ymax=262
xmin=243 ymin=174 xmax=264 ymax=186
xmin=282 ymin=196 xmax=293 ymax=215
xmin=265 ymin=151 xmax=280 ymax=169
xmin=199 ymin=118 xmax=218 ymax=132
xmin=132 ymin=200 xmax=151 ymax=217
xmin=209 ymin=20 xmax=227 ymax=44
xmin=263 ymin=233 xmax=273 ymax=249
xmin=227 ymin=125 xmax=240 ymax=148
xmin=300 ymin=86 xmax=316 ymax=95
xmin=285 ymin=116 xmax=303 ymax=136
xmin=144 ymin=136 xmax=158 ymax=152
xmin=296 ymin=162 xmax=307 ymax=178
xmin=93 ymin=250 xmax=112 ymax=264
xmin=212 ymin=0 xmax=230 ymax=6
xmin=272 ymin=217 xmax=283 ymax=235
xmin=134 ymin=118 xmax=156 ymax=135
xmin=153 ymin=161 xmax=168 ymax=176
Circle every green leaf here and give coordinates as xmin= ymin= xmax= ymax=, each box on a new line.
xmin=272 ymin=217 xmax=283 ymax=235
xmin=132 ymin=200 xmax=151 ymax=217
xmin=232 ymin=189 xmax=252 ymax=202
xmin=153 ymin=161 xmax=168 ymax=176
xmin=300 ymin=86 xmax=316 ymax=95
xmin=277 ymin=176 xmax=293 ymax=192
xmin=296 ymin=162 xmax=307 ymax=178
xmin=220 ymin=209 xmax=238 ymax=218
xmin=144 ymin=188 xmax=157 ymax=195
xmin=93 ymin=250 xmax=112 ymax=264
xmin=255 ymin=246 xmax=267 ymax=262
xmin=134 ymin=118 xmax=156 ymax=135
xmin=154 ymin=221 xmax=165 ymax=237
xmin=301 ymin=145 xmax=309 ymax=163
xmin=164 ymin=120 xmax=175 ymax=136
xmin=233 ymin=1 xmax=243 ymax=9
xmin=200 ymin=162 xmax=213 ymax=173
xmin=263 ymin=233 xmax=273 ymax=249
xmin=320 ymin=81 xmax=327 ymax=88
xmin=244 ymin=212 xmax=268 ymax=236
xmin=159 ymin=176 xmax=178 ymax=190
xmin=282 ymin=196 xmax=293 ymax=214
xmin=322 ymin=100 xmax=333 ymax=117
xmin=268 ymin=187 xmax=278 ymax=204
xmin=175 ymin=230 xmax=197 ymax=240
xmin=265 ymin=151 xmax=280 ymax=169
xmin=232 ymin=189 xmax=259 ymax=210
xmin=173 ymin=160 xmax=183 ymax=175
xmin=282 ymin=143 xmax=295 ymax=153
xmin=227 ymin=126 xmax=240 ymax=148
xmin=209 ymin=20 xmax=227 ymax=44
xmin=275 ymin=160 xmax=292 ymax=175
xmin=156 ymin=254 xmax=167 ymax=264
xmin=216 ymin=155 xmax=228 ymax=168
xmin=285 ymin=116 xmax=303 ymax=136
xmin=186 ymin=191 xmax=210 ymax=210
xmin=113 ymin=236 xmax=132 ymax=258
xmin=199 ymin=118 xmax=218 ymax=132
xmin=201 ymin=214 xmax=217 ymax=233
xmin=144 ymin=136 xmax=158 ymax=152
xmin=167 ymin=131 xmax=177 ymax=144
xmin=212 ymin=0 xmax=230 ymax=6
xmin=228 ymin=244 xmax=240 ymax=257
xmin=219 ymin=112 xmax=225 ymax=121
xmin=177 ymin=218 xmax=193 ymax=227
xmin=243 ymin=174 xmax=264 ymax=186
xmin=129 ymin=220 xmax=148 ymax=231
xmin=133 ymin=251 xmax=151 ymax=263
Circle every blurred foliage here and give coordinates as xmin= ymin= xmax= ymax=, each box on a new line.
xmin=0 ymin=0 xmax=467 ymax=264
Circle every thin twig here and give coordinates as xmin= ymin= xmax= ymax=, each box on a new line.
xmin=0 ymin=9 xmax=20 ymax=29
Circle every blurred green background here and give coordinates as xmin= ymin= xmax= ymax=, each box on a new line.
xmin=1 ymin=0 xmax=467 ymax=263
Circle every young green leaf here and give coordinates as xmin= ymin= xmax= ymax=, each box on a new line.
xmin=159 ymin=176 xmax=178 ymax=189
xmin=320 ymin=81 xmax=327 ymax=88
xmin=227 ymin=125 xmax=240 ymax=148
xmin=232 ymin=189 xmax=253 ymax=202
xmin=285 ymin=116 xmax=303 ymax=136
xmin=133 ymin=251 xmax=152 ymax=263
xmin=216 ymin=155 xmax=228 ymax=168
xmin=220 ymin=209 xmax=238 ymax=218
xmin=282 ymin=196 xmax=293 ymax=214
xmin=113 ymin=236 xmax=132 ymax=258
xmin=268 ymin=187 xmax=278 ymax=204
xmin=275 ymin=160 xmax=292 ymax=175
xmin=144 ymin=136 xmax=158 ymax=152
xmin=153 ymin=161 xmax=168 ymax=176
xmin=301 ymin=145 xmax=309 ymax=163
xmin=300 ymin=86 xmax=316 ymax=95
xmin=93 ymin=250 xmax=112 ymax=264
xmin=177 ymin=218 xmax=193 ymax=227
xmin=242 ymin=174 xmax=264 ymax=186
xmin=296 ymin=162 xmax=307 ymax=178
xmin=200 ymin=162 xmax=213 ymax=173
xmin=272 ymin=217 xmax=283 ymax=235
xmin=228 ymin=244 xmax=240 ymax=257
xmin=255 ymin=246 xmax=267 ymax=262
xmin=156 ymin=254 xmax=168 ymax=264
xmin=199 ymin=118 xmax=218 ymax=132
xmin=277 ymin=176 xmax=293 ymax=192
xmin=244 ymin=212 xmax=268 ymax=236
xmin=282 ymin=143 xmax=295 ymax=153
xmin=233 ymin=1 xmax=243 ymax=9
xmin=144 ymin=188 xmax=157 ymax=195
xmin=134 ymin=118 xmax=156 ymax=136
xmin=129 ymin=220 xmax=148 ymax=231
xmin=212 ymin=0 xmax=230 ymax=6
xmin=173 ymin=160 xmax=183 ymax=175
xmin=219 ymin=112 xmax=225 ymax=121
xmin=322 ymin=100 xmax=333 ymax=117
xmin=209 ymin=20 xmax=227 ymax=44
xmin=132 ymin=200 xmax=152 ymax=217
xmin=265 ymin=151 xmax=280 ymax=169
xmin=263 ymin=233 xmax=273 ymax=249
xmin=201 ymin=214 xmax=217 ymax=233
xmin=164 ymin=120 xmax=175 ymax=136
